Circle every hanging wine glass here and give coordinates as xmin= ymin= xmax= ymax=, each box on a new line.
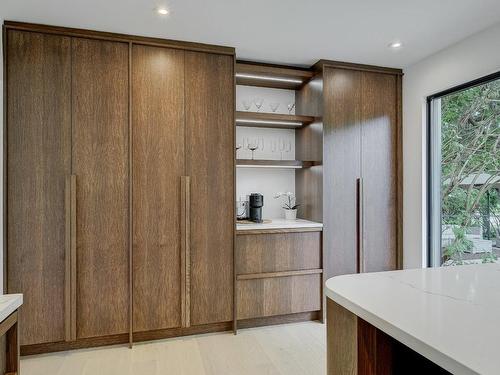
xmin=236 ymin=143 xmax=242 ymax=157
xmin=287 ymin=102 xmax=295 ymax=114
xmin=242 ymin=100 xmax=252 ymax=111
xmin=269 ymin=102 xmax=280 ymax=113
xmin=254 ymin=98 xmax=264 ymax=112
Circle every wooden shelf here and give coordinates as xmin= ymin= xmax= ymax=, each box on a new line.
xmin=235 ymin=111 xmax=314 ymax=129
xmin=236 ymin=61 xmax=313 ymax=90
xmin=236 ymin=159 xmax=320 ymax=169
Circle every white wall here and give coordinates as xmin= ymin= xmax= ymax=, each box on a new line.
xmin=403 ymin=22 xmax=500 ymax=269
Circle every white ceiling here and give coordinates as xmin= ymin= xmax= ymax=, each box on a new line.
xmin=1 ymin=0 xmax=500 ymax=68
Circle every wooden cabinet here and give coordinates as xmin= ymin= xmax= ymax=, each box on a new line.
xmin=71 ymin=38 xmax=130 ymax=339
xmin=132 ymin=45 xmax=185 ymax=332
xmin=323 ymin=68 xmax=362 ymax=277
xmin=5 ymin=22 xmax=235 ymax=353
xmin=321 ymin=64 xmax=401 ymax=277
xmin=185 ymin=52 xmax=234 ymax=326
xmin=235 ymin=231 xmax=322 ymax=322
xmin=6 ymin=30 xmax=72 ymax=346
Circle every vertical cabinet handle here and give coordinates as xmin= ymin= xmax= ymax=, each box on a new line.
xmin=65 ymin=175 xmax=77 ymax=341
xmin=181 ymin=176 xmax=191 ymax=328
xmin=356 ymin=178 xmax=364 ymax=273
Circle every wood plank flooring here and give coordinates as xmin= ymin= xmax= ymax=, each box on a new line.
xmin=21 ymin=322 xmax=326 ymax=375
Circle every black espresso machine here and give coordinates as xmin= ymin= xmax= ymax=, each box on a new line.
xmin=249 ymin=193 xmax=264 ymax=223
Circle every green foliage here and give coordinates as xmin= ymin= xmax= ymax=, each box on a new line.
xmin=442 ymin=226 xmax=473 ymax=263
xmin=440 ymin=79 xmax=500 ymax=264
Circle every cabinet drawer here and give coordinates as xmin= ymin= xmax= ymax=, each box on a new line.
xmin=236 ymin=232 xmax=321 ymax=274
xmin=237 ymin=274 xmax=321 ymax=320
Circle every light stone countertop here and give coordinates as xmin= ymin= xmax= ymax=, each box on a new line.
xmin=0 ymin=294 xmax=23 ymax=323
xmin=325 ymin=263 xmax=500 ymax=375
xmin=236 ymin=218 xmax=323 ymax=231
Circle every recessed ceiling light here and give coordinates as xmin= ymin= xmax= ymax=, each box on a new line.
xmin=157 ymin=8 xmax=169 ymax=15
xmin=389 ymin=41 xmax=403 ymax=49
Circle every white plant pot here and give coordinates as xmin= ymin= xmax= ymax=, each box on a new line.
xmin=284 ymin=209 xmax=297 ymax=221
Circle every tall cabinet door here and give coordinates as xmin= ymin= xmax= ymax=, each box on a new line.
xmin=132 ymin=45 xmax=185 ymax=332
xmin=71 ymin=38 xmax=130 ymax=338
xmin=361 ymin=72 xmax=398 ymax=272
xmin=185 ymin=51 xmax=234 ymax=325
xmin=6 ymin=30 xmax=72 ymax=345
xmin=323 ymin=67 xmax=362 ymax=278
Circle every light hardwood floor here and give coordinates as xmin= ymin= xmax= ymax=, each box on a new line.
xmin=21 ymin=322 xmax=326 ymax=375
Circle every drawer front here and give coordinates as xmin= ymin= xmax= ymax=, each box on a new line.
xmin=237 ymin=274 xmax=321 ymax=320
xmin=236 ymin=232 xmax=321 ymax=274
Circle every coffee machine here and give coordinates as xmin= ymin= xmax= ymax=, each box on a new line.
xmin=249 ymin=193 xmax=264 ymax=223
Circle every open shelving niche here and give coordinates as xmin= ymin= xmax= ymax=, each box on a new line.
xmin=235 ymin=61 xmax=321 ymax=170
xmin=233 ymin=61 xmax=325 ymax=333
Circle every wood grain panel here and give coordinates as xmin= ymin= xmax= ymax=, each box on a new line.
xmin=236 ymin=232 xmax=321 ymax=274
xmin=185 ymin=51 xmax=234 ymax=326
xmin=72 ymin=37 xmax=129 ymax=338
xmin=131 ymin=45 xmax=185 ymax=332
xmin=5 ymin=21 xmax=235 ymax=56
xmin=327 ymin=299 xmax=357 ymax=375
xmin=295 ymin=75 xmax=324 ymax=223
xmin=323 ymin=67 xmax=362 ymax=278
xmin=237 ymin=274 xmax=321 ymax=320
xmin=6 ymin=30 xmax=71 ymax=345
xmin=361 ymin=72 xmax=398 ymax=272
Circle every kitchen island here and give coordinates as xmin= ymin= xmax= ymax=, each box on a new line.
xmin=0 ymin=294 xmax=23 ymax=374
xmin=325 ymin=264 xmax=500 ymax=375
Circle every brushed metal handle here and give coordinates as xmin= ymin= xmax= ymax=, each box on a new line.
xmin=357 ymin=178 xmax=364 ymax=273
xmin=65 ymin=176 xmax=71 ymax=341
xmin=65 ymin=175 xmax=77 ymax=341
xmin=70 ymin=174 xmax=77 ymax=340
xmin=181 ymin=176 xmax=191 ymax=328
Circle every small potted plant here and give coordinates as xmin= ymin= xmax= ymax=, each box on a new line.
xmin=274 ymin=192 xmax=300 ymax=221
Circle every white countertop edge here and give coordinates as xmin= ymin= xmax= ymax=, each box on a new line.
xmin=236 ymin=219 xmax=323 ymax=231
xmin=0 ymin=294 xmax=23 ymax=323
xmin=325 ymin=287 xmax=477 ymax=375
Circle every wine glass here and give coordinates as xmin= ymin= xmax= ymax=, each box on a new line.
xmin=271 ymin=139 xmax=277 ymax=157
xmin=287 ymin=102 xmax=295 ymax=114
xmin=254 ymin=98 xmax=264 ymax=112
xmin=247 ymin=141 xmax=259 ymax=160
xmin=258 ymin=137 xmax=265 ymax=152
xmin=242 ymin=100 xmax=252 ymax=111
xmin=269 ymin=102 xmax=280 ymax=112
xmin=286 ymin=140 xmax=292 ymax=159
xmin=279 ymin=138 xmax=286 ymax=160
xmin=236 ymin=143 xmax=242 ymax=157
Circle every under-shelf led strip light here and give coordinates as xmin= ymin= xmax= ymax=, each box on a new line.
xmin=235 ymin=119 xmax=302 ymax=127
xmin=235 ymin=73 xmax=303 ymax=84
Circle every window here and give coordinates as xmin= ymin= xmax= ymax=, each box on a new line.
xmin=428 ymin=73 xmax=500 ymax=267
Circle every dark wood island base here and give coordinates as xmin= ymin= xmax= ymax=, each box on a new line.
xmin=0 ymin=311 xmax=19 ymax=375
xmin=327 ymin=299 xmax=450 ymax=375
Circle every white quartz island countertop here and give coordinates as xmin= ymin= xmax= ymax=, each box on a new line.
xmin=325 ymin=264 xmax=500 ymax=375
xmin=0 ymin=294 xmax=23 ymax=322
xmin=236 ymin=218 xmax=323 ymax=231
